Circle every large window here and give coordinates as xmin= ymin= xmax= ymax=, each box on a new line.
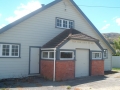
xmin=92 ymin=52 xmax=102 ymax=59
xmin=0 ymin=44 xmax=20 ymax=57
xmin=60 ymin=51 xmax=74 ymax=60
xmin=42 ymin=51 xmax=54 ymax=59
xmin=56 ymin=17 xmax=74 ymax=29
xmin=103 ymin=49 xmax=108 ymax=59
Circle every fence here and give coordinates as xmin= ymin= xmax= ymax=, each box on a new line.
xmin=112 ymin=56 xmax=120 ymax=68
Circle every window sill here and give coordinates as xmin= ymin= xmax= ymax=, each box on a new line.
xmin=55 ymin=26 xmax=73 ymax=29
xmin=92 ymin=58 xmax=102 ymax=60
xmin=41 ymin=58 xmax=54 ymax=60
xmin=0 ymin=57 xmax=21 ymax=58
xmin=60 ymin=58 xmax=74 ymax=60
xmin=103 ymin=57 xmax=108 ymax=59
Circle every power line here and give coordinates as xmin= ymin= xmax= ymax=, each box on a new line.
xmin=77 ymin=5 xmax=120 ymax=8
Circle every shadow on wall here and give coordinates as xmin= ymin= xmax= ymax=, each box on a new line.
xmin=0 ymin=75 xmax=108 ymax=88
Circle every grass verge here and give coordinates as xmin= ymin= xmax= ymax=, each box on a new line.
xmin=112 ymin=68 xmax=120 ymax=72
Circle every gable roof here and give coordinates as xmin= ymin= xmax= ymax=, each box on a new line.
xmin=42 ymin=29 xmax=99 ymax=48
xmin=0 ymin=0 xmax=115 ymax=53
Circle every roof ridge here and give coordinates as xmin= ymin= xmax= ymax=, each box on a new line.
xmin=42 ymin=29 xmax=99 ymax=48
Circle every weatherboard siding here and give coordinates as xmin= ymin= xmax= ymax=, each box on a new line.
xmin=60 ymin=40 xmax=101 ymax=51
xmin=0 ymin=0 xmax=112 ymax=79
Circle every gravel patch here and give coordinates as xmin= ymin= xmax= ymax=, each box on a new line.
xmin=0 ymin=72 xmax=120 ymax=90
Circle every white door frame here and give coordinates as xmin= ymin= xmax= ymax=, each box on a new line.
xmin=75 ymin=48 xmax=90 ymax=77
xmin=29 ymin=46 xmax=41 ymax=75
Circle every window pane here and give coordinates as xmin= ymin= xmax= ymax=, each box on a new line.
xmin=6 ymin=49 xmax=9 ymax=52
xmin=61 ymin=52 xmax=73 ymax=58
xmin=57 ymin=18 xmax=62 ymax=27
xmin=2 ymin=52 xmax=5 ymax=56
xmin=49 ymin=52 xmax=54 ymax=58
xmin=92 ymin=53 xmax=95 ymax=58
xmin=11 ymin=45 xmax=19 ymax=56
xmin=12 ymin=45 xmax=15 ymax=48
xmin=15 ymin=53 xmax=18 ymax=56
xmin=3 ymin=45 xmax=6 ymax=48
xmin=3 ymin=49 xmax=5 ymax=52
xmin=12 ymin=53 xmax=14 ymax=56
xmin=95 ymin=53 xmax=99 ymax=58
xmin=15 ymin=49 xmax=18 ymax=52
xmin=57 ymin=19 xmax=60 ymax=26
xmin=43 ymin=52 xmax=48 ymax=58
xmin=69 ymin=21 xmax=73 ymax=28
xmin=6 ymin=53 xmax=9 ymax=56
xmin=63 ymin=20 xmax=67 ymax=28
xmin=92 ymin=52 xmax=102 ymax=59
xmin=12 ymin=49 xmax=15 ymax=52
xmin=2 ymin=45 xmax=10 ymax=56
xmin=103 ymin=50 xmax=107 ymax=58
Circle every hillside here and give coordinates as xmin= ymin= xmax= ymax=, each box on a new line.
xmin=102 ymin=33 xmax=120 ymax=45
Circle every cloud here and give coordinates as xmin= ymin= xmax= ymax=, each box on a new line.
xmin=103 ymin=20 xmax=107 ymax=23
xmin=100 ymin=24 xmax=110 ymax=30
xmin=0 ymin=24 xmax=5 ymax=29
xmin=112 ymin=16 xmax=118 ymax=21
xmin=116 ymin=18 xmax=120 ymax=26
xmin=6 ymin=1 xmax=42 ymax=23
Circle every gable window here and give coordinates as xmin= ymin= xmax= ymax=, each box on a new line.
xmin=69 ymin=21 xmax=73 ymax=28
xmin=0 ymin=44 xmax=20 ymax=57
xmin=92 ymin=52 xmax=102 ymax=59
xmin=56 ymin=17 xmax=74 ymax=29
xmin=60 ymin=51 xmax=74 ymax=60
xmin=42 ymin=51 xmax=54 ymax=59
xmin=103 ymin=49 xmax=108 ymax=59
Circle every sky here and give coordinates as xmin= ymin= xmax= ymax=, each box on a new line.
xmin=0 ymin=0 xmax=120 ymax=33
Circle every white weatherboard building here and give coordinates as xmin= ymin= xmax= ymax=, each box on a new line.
xmin=0 ymin=0 xmax=115 ymax=81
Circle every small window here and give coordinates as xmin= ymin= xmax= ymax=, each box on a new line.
xmin=63 ymin=20 xmax=67 ymax=28
xmin=2 ymin=45 xmax=10 ymax=56
xmin=56 ymin=17 xmax=74 ymax=29
xmin=12 ymin=45 xmax=19 ymax=56
xmin=0 ymin=44 xmax=20 ymax=57
xmin=103 ymin=49 xmax=108 ymax=58
xmin=92 ymin=52 xmax=102 ymax=59
xmin=42 ymin=51 xmax=54 ymax=59
xmin=57 ymin=19 xmax=62 ymax=27
xmin=69 ymin=21 xmax=73 ymax=28
xmin=42 ymin=52 xmax=48 ymax=58
xmin=60 ymin=51 xmax=74 ymax=60
xmin=49 ymin=52 xmax=54 ymax=58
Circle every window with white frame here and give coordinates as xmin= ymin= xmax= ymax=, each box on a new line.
xmin=60 ymin=51 xmax=74 ymax=60
xmin=103 ymin=49 xmax=108 ymax=58
xmin=0 ymin=44 xmax=20 ymax=57
xmin=92 ymin=52 xmax=102 ymax=59
xmin=56 ymin=18 xmax=74 ymax=29
xmin=42 ymin=51 xmax=54 ymax=59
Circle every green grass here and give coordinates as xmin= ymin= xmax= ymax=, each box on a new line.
xmin=0 ymin=88 xmax=7 ymax=90
xmin=67 ymin=85 xmax=71 ymax=89
xmin=112 ymin=68 xmax=120 ymax=72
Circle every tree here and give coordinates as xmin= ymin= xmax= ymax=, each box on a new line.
xmin=113 ymin=37 xmax=120 ymax=56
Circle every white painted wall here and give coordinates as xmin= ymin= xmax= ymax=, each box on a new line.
xmin=0 ymin=0 xmax=112 ymax=79
xmin=61 ymin=40 xmax=101 ymax=50
xmin=112 ymin=56 xmax=120 ymax=68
